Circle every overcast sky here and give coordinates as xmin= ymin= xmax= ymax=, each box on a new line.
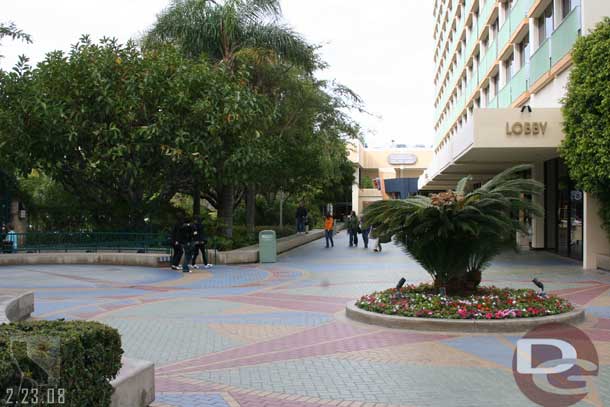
xmin=0 ymin=0 xmax=434 ymax=148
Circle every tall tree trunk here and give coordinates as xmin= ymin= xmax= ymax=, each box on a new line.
xmin=246 ymin=183 xmax=256 ymax=234
xmin=193 ymin=178 xmax=201 ymax=218
xmin=218 ymin=183 xmax=234 ymax=238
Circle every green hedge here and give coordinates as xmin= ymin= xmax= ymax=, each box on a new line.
xmin=0 ymin=320 xmax=123 ymax=407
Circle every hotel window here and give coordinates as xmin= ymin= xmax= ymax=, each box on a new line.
xmin=562 ymin=0 xmax=580 ymax=19
xmin=518 ymin=36 xmax=530 ymax=68
xmin=537 ymin=3 xmax=554 ymax=44
xmin=490 ymin=18 xmax=499 ymax=41
xmin=505 ymin=52 xmax=515 ymax=80
xmin=491 ymin=74 xmax=499 ymax=97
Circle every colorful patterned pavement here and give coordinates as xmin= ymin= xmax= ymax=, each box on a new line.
xmin=2 ymin=232 xmax=610 ymax=406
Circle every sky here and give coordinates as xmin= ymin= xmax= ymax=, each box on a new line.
xmin=0 ymin=0 xmax=434 ymax=148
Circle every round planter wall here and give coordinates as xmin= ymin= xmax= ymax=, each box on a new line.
xmin=345 ymin=302 xmax=586 ymax=333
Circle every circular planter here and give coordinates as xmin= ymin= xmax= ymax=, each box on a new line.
xmin=345 ymin=301 xmax=586 ymax=333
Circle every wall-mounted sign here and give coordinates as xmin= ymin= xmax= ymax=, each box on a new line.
xmin=388 ymin=153 xmax=417 ymax=165
xmin=506 ymin=122 xmax=548 ymax=136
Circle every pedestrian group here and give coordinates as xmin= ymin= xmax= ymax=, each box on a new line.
xmin=170 ymin=216 xmax=212 ymax=273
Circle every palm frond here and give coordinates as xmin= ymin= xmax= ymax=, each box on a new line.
xmin=455 ymin=175 xmax=472 ymax=195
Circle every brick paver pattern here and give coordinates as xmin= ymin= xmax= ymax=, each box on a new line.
xmin=2 ymin=232 xmax=610 ymax=406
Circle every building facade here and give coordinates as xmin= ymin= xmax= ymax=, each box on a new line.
xmin=349 ymin=142 xmax=432 ymax=215
xmin=422 ymin=0 xmax=610 ymax=269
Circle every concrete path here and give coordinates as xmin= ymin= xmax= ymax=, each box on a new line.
xmin=1 ymin=232 xmax=610 ymax=406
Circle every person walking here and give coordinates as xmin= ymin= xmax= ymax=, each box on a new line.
xmin=324 ymin=213 xmax=334 ymax=248
xmin=7 ymin=225 xmax=17 ymax=253
xmin=361 ymin=223 xmax=372 ymax=249
xmin=347 ymin=211 xmax=359 ymax=247
xmin=191 ymin=216 xmax=212 ymax=269
xmin=179 ymin=218 xmax=195 ymax=273
xmin=170 ymin=217 xmax=184 ymax=270
xmin=372 ymin=227 xmax=390 ymax=252
xmin=296 ymin=202 xmax=308 ymax=234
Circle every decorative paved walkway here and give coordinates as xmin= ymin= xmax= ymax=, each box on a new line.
xmin=1 ymin=232 xmax=610 ymax=406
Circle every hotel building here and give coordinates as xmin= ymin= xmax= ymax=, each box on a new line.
xmin=420 ymin=0 xmax=610 ymax=269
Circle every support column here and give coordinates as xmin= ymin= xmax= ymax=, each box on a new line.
xmin=352 ymin=167 xmax=360 ymax=215
xmin=531 ymin=161 xmax=545 ymax=249
xmin=584 ymin=193 xmax=610 ymax=269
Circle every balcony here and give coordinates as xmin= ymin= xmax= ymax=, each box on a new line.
xmin=487 ymin=95 xmax=498 ymax=108
xmin=498 ymin=83 xmax=511 ymax=108
xmin=498 ymin=20 xmax=511 ymax=49
xmin=551 ymin=7 xmax=581 ymax=65
xmin=530 ymin=38 xmax=551 ymax=85
xmin=359 ymin=188 xmax=382 ymax=198
xmin=510 ymin=0 xmax=533 ymax=33
xmin=511 ymin=65 xmax=528 ymax=99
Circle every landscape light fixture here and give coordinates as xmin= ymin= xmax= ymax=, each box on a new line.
xmin=520 ymin=105 xmax=532 ymax=113
xmin=396 ymin=278 xmax=406 ymax=290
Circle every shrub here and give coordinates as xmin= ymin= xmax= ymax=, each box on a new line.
xmin=561 ymin=17 xmax=610 ymax=240
xmin=0 ymin=320 xmax=123 ymax=407
xmin=363 ymin=165 xmax=543 ymax=294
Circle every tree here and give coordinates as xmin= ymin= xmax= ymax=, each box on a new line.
xmin=0 ymin=37 xmax=264 ymax=230
xmin=0 ymin=22 xmax=32 ymax=58
xmin=561 ymin=17 xmax=610 ymax=239
xmin=363 ymin=165 xmax=543 ymax=295
xmin=146 ymin=0 xmax=318 ymax=237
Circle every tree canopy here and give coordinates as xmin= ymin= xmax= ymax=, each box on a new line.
xmin=0 ymin=2 xmax=360 ymax=239
xmin=0 ymin=37 xmax=264 ymax=229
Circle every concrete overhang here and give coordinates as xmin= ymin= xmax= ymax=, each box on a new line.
xmin=420 ymin=108 xmax=564 ymax=190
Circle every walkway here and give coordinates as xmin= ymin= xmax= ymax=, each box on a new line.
xmin=1 ymin=232 xmax=610 ymax=406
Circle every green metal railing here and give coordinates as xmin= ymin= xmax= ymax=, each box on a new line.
xmin=478 ymin=0 xmax=496 ymax=35
xmin=487 ymin=95 xmax=499 ymax=108
xmin=510 ymin=0 xmax=533 ymax=34
xmin=498 ymin=82 xmax=512 ymax=108
xmin=498 ymin=20 xmax=511 ymax=49
xmin=530 ymin=38 xmax=551 ymax=85
xmin=511 ymin=65 xmax=529 ymax=99
xmin=3 ymin=232 xmax=171 ymax=253
xmin=551 ymin=7 xmax=581 ymax=66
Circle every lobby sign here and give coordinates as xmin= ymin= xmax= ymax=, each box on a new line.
xmin=388 ymin=154 xmax=417 ymax=165
xmin=506 ymin=121 xmax=548 ymax=136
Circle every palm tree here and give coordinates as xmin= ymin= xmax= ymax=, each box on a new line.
xmin=146 ymin=0 xmax=317 ymax=238
xmin=363 ymin=165 xmax=543 ymax=295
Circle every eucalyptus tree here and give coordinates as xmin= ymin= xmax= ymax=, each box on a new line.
xmin=146 ymin=0 xmax=318 ymax=237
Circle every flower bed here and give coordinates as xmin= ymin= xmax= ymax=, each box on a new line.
xmin=355 ymin=284 xmax=574 ymax=320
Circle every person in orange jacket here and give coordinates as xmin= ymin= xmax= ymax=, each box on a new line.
xmin=324 ymin=213 xmax=334 ymax=248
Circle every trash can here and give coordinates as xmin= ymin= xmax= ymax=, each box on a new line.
xmin=259 ymin=230 xmax=277 ymax=263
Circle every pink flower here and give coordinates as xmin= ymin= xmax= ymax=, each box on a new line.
xmin=485 ymin=313 xmax=493 ymax=319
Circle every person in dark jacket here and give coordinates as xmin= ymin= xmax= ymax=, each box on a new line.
xmin=361 ymin=222 xmax=372 ymax=249
xmin=296 ymin=202 xmax=308 ymax=234
xmin=178 ymin=218 xmax=195 ymax=273
xmin=170 ymin=217 xmax=184 ymax=270
xmin=347 ymin=211 xmax=359 ymax=247
xmin=191 ymin=216 xmax=212 ymax=269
